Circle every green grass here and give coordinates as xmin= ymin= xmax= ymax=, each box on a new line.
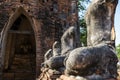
xmin=116 ymin=44 xmax=120 ymax=59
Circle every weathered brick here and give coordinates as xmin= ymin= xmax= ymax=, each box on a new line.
xmin=0 ymin=0 xmax=79 ymax=79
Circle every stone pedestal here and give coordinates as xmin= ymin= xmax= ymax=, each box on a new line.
xmin=57 ymin=75 xmax=118 ymax=80
xmin=39 ymin=68 xmax=62 ymax=80
xmin=57 ymin=75 xmax=86 ymax=80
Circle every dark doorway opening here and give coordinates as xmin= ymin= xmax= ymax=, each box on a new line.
xmin=3 ymin=14 xmax=36 ymax=80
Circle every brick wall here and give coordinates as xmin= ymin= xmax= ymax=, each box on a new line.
xmin=0 ymin=0 xmax=79 ymax=78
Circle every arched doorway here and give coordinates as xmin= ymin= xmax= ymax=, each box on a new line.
xmin=1 ymin=7 xmax=36 ymax=80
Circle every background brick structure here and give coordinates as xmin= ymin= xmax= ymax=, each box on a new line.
xmin=0 ymin=0 xmax=79 ymax=79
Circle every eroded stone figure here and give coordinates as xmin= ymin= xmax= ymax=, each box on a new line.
xmin=44 ymin=41 xmax=61 ymax=62
xmin=42 ymin=26 xmax=77 ymax=70
xmin=43 ymin=56 xmax=66 ymax=69
xmin=85 ymin=0 xmax=118 ymax=46
xmin=42 ymin=41 xmax=65 ymax=69
xmin=42 ymin=41 xmax=64 ymax=69
xmin=61 ymin=26 xmax=76 ymax=55
xmin=44 ymin=49 xmax=52 ymax=61
xmin=52 ymin=41 xmax=61 ymax=56
xmin=64 ymin=43 xmax=118 ymax=79
xmin=41 ymin=0 xmax=119 ymax=79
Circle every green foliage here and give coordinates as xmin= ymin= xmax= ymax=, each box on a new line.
xmin=78 ymin=0 xmax=90 ymax=12
xmin=78 ymin=0 xmax=90 ymax=46
xmin=116 ymin=44 xmax=120 ymax=59
xmin=79 ymin=19 xmax=87 ymax=46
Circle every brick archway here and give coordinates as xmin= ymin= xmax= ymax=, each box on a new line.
xmin=0 ymin=6 xmax=37 ymax=80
